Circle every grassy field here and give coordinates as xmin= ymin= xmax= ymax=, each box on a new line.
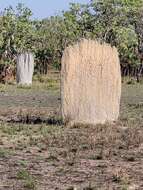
xmin=0 ymin=74 xmax=143 ymax=190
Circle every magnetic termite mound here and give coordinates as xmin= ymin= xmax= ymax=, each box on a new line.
xmin=16 ymin=52 xmax=34 ymax=85
xmin=61 ymin=39 xmax=121 ymax=125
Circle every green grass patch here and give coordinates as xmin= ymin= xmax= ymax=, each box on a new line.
xmin=17 ymin=84 xmax=32 ymax=90
xmin=17 ymin=169 xmax=37 ymax=189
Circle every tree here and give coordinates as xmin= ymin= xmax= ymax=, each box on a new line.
xmin=64 ymin=0 xmax=143 ymax=75
xmin=0 ymin=3 xmax=34 ymax=65
xmin=0 ymin=1 xmax=143 ymax=77
xmin=33 ymin=16 xmax=66 ymax=72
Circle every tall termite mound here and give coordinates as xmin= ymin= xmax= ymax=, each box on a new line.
xmin=61 ymin=39 xmax=121 ymax=125
xmin=16 ymin=52 xmax=34 ymax=85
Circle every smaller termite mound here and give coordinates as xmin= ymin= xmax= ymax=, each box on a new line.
xmin=61 ymin=39 xmax=121 ymax=125
xmin=16 ymin=52 xmax=34 ymax=85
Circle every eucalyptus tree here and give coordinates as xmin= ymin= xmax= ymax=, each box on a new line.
xmin=0 ymin=1 xmax=143 ymax=76
xmin=0 ymin=3 xmax=34 ymax=65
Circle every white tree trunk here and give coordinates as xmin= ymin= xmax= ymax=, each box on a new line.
xmin=16 ymin=52 xmax=34 ymax=85
xmin=61 ymin=39 xmax=121 ymax=125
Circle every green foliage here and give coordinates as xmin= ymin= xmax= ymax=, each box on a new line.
xmin=115 ymin=26 xmax=139 ymax=64
xmin=17 ymin=169 xmax=36 ymax=189
xmin=0 ymin=3 xmax=34 ymax=64
xmin=0 ymin=1 xmax=143 ymax=73
xmin=89 ymin=0 xmax=143 ymax=65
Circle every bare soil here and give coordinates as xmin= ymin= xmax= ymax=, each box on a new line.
xmin=0 ymin=75 xmax=142 ymax=190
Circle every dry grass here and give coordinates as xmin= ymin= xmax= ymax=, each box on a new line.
xmin=0 ymin=121 xmax=143 ymax=189
xmin=0 ymin=73 xmax=142 ymax=189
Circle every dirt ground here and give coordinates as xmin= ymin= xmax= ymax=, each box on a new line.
xmin=0 ymin=74 xmax=143 ymax=190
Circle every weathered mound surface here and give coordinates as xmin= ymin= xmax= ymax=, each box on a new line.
xmin=61 ymin=39 xmax=121 ymax=125
xmin=16 ymin=52 xmax=34 ymax=85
